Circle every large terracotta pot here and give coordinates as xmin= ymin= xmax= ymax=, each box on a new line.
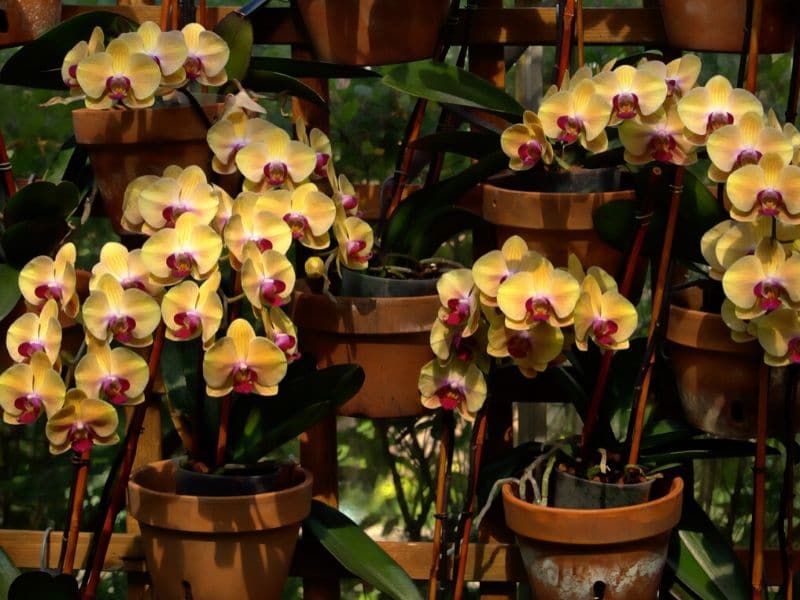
xmin=71 ymin=102 xmax=223 ymax=234
xmin=294 ymin=0 xmax=451 ymax=65
xmin=291 ymin=281 xmax=438 ymax=419
xmin=659 ymin=0 xmax=796 ymax=53
xmin=0 ymin=0 xmax=61 ymax=47
xmin=127 ymin=459 xmax=312 ymax=600
xmin=502 ymin=477 xmax=684 ymax=600
xmin=482 ymin=171 xmax=638 ymax=282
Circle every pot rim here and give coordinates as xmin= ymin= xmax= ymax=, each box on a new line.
xmin=502 ymin=476 xmax=683 ymax=545
xmin=667 ymin=303 xmax=760 ymax=356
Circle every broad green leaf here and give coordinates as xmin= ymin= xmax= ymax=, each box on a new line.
xmin=8 ymin=572 xmax=79 ymax=600
xmin=4 ymin=181 xmax=80 ymax=227
xmin=641 ymin=438 xmax=777 ymax=464
xmin=215 ymin=12 xmax=253 ymax=83
xmin=249 ymin=56 xmax=379 ymax=79
xmin=408 ymin=131 xmax=500 ymax=159
xmin=0 ymin=548 xmax=20 ymax=600
xmin=42 ymin=137 xmax=89 ymax=186
xmin=304 ymin=500 xmax=422 ymax=600
xmin=243 ymin=70 xmax=327 ymax=106
xmin=407 ymin=207 xmax=491 ymax=260
xmin=0 ymin=265 xmax=20 ymax=322
xmin=667 ymin=499 xmax=749 ymax=600
xmin=382 ymin=61 xmax=524 ymax=117
xmin=2 ymin=221 xmax=70 ymax=269
xmin=0 ymin=12 xmax=138 ymax=90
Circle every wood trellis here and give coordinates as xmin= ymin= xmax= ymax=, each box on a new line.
xmin=0 ymin=1 xmax=793 ymax=598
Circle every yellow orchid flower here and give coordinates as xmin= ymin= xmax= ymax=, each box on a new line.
xmin=333 ymin=173 xmax=359 ymax=216
xmin=721 ymin=298 xmax=756 ymax=343
xmin=755 ymin=308 xmax=800 ymax=366
xmin=677 ymin=75 xmax=763 ymax=143
xmin=573 ymin=274 xmax=638 ymax=351
xmin=121 ymin=174 xmax=159 ymax=235
xmin=418 ymin=359 xmax=487 ymax=421
xmin=296 ymin=118 xmax=333 ymax=181
xmin=334 ymin=216 xmax=374 ymax=270
xmin=18 ymin=243 xmax=79 ymax=319
xmin=435 ymin=269 xmax=480 ymax=337
xmin=618 ymin=105 xmax=697 ymax=165
xmin=592 ymin=64 xmax=667 ymax=125
xmin=203 ymin=318 xmax=287 ymax=397
xmin=538 ymin=78 xmax=611 ymax=152
xmin=496 ymin=253 xmax=580 ymax=329
xmin=138 ymin=165 xmax=218 ymax=230
xmin=75 ymin=38 xmax=161 ymax=109
xmin=241 ymin=243 xmax=296 ymax=309
xmin=82 ymin=274 xmax=161 ymax=347
xmin=783 ymin=122 xmax=800 ymax=164
xmin=141 ymin=212 xmax=223 ymax=285
xmin=472 ymin=236 xmax=535 ymax=306
xmin=707 ymin=111 xmax=794 ymax=182
xmin=500 ymin=111 xmax=554 ymax=171
xmin=6 ymin=300 xmax=61 ymax=366
xmin=62 ymin=26 xmax=104 ymax=92
xmin=262 ymin=306 xmax=301 ymax=363
xmin=726 ymin=153 xmax=800 ymax=223
xmin=701 ymin=220 xmax=736 ymax=280
xmin=487 ymin=321 xmax=564 ymax=378
xmin=722 ymin=238 xmax=800 ymax=320
xmin=161 ymin=271 xmax=223 ymax=348
xmin=256 ymin=184 xmax=336 ymax=249
xmin=207 ymin=112 xmax=276 ymax=175
xmin=46 ymin=389 xmax=119 ymax=454
xmin=120 ymin=21 xmax=188 ymax=87
xmin=75 ymin=342 xmax=148 ymax=406
xmin=90 ymin=242 xmax=163 ymax=297
xmin=638 ymin=54 xmax=701 ymax=99
xmin=0 ymin=352 xmax=65 ymax=424
xmin=235 ymin=127 xmax=317 ymax=191
xmin=429 ymin=318 xmax=483 ymax=364
xmin=181 ymin=23 xmax=229 ymax=87
xmin=211 ymin=184 xmax=234 ymax=234
xmin=223 ymin=192 xmax=293 ymax=269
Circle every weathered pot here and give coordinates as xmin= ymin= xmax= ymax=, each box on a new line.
xmin=294 ymin=0 xmax=451 ymax=65
xmin=72 ymin=102 xmax=224 ymax=234
xmin=659 ymin=0 xmax=795 ymax=53
xmin=0 ymin=0 xmax=61 ymax=47
xmin=291 ymin=278 xmax=438 ymax=418
xmin=482 ymin=170 xmax=638 ymax=282
xmin=502 ymin=477 xmax=684 ymax=600
xmin=127 ymin=459 xmax=312 ymax=600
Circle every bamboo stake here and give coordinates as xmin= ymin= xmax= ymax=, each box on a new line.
xmin=59 ymin=449 xmax=91 ymax=575
xmin=0 ymin=128 xmax=16 ymax=199
xmin=780 ymin=365 xmax=797 ymax=597
xmin=214 ymin=271 xmax=241 ymax=469
xmin=197 ymin=0 xmax=207 ymax=28
xmin=627 ymin=166 xmax=684 ymax=466
xmin=427 ymin=411 xmax=455 ymax=600
xmin=575 ymin=0 xmax=584 ymax=68
xmin=751 ymin=361 xmax=769 ymax=599
xmin=553 ymin=0 xmax=576 ymax=87
xmin=745 ymin=0 xmax=764 ymax=93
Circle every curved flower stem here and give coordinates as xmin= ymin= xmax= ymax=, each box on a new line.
xmin=427 ymin=410 xmax=455 ymax=600
xmin=81 ymin=323 xmax=166 ymax=600
xmin=58 ymin=448 xmax=91 ymax=574
xmin=215 ymin=271 xmax=243 ymax=469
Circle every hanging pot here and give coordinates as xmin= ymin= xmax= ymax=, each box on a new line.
xmin=71 ymin=101 xmax=224 ymax=234
xmin=0 ymin=0 xmax=61 ymax=47
xmin=293 ymin=0 xmax=451 ymax=65
xmin=127 ymin=459 xmax=312 ymax=600
xmin=658 ymin=0 xmax=796 ymax=53
xmin=502 ymin=477 xmax=684 ymax=600
xmin=291 ymin=273 xmax=438 ymax=419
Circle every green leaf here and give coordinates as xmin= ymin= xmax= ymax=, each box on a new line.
xmin=243 ymin=70 xmax=327 ymax=106
xmin=0 ymin=548 xmax=20 ymax=600
xmin=42 ymin=137 xmax=89 ymax=186
xmin=4 ymin=181 xmax=80 ymax=227
xmin=215 ymin=12 xmax=254 ymax=83
xmin=667 ymin=499 xmax=749 ymax=600
xmin=0 ymin=266 xmax=20 ymax=323
xmin=382 ymin=61 xmax=524 ymax=117
xmin=408 ymin=131 xmax=500 ymax=159
xmin=407 ymin=207 xmax=491 ymax=260
xmin=641 ymin=437 xmax=777 ymax=464
xmin=8 ymin=571 xmax=79 ymax=600
xmin=1 ymin=221 xmax=70 ymax=269
xmin=304 ymin=501 xmax=422 ymax=600
xmin=0 ymin=12 xmax=138 ymax=90
xmin=249 ymin=56 xmax=379 ymax=79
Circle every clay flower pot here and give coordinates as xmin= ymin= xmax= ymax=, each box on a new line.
xmin=127 ymin=459 xmax=313 ymax=600
xmin=294 ymin=0 xmax=451 ymax=65
xmin=291 ymin=278 xmax=439 ymax=419
xmin=71 ymin=101 xmax=224 ymax=234
xmin=0 ymin=0 xmax=61 ymax=46
xmin=659 ymin=0 xmax=795 ymax=53
xmin=502 ymin=477 xmax=684 ymax=600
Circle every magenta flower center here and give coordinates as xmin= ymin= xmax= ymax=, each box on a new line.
xmin=65 ymin=64 xmax=79 ymax=86
xmin=105 ymin=75 xmax=131 ymax=101
xmin=706 ymin=111 xmax=734 ymax=134
xmin=754 ymin=280 xmax=784 ymax=311
xmin=252 ymin=237 xmax=273 ymax=252
xmin=121 ymin=277 xmax=146 ymax=291
xmin=341 ymin=194 xmax=358 ymax=212
xmin=518 ymin=140 xmax=543 ymax=167
xmin=788 ymin=338 xmax=800 ymax=363
xmin=166 ymin=252 xmax=196 ymax=278
xmin=259 ymin=278 xmax=287 ymax=307
xmin=14 ymin=393 xmax=42 ymax=424
xmin=69 ymin=423 xmax=94 ymax=453
xmin=451 ymin=332 xmax=476 ymax=362
xmin=435 ymin=383 xmax=466 ymax=411
xmin=232 ymin=365 xmax=257 ymax=394
xmin=756 ymin=189 xmax=784 ymax=217
xmin=108 ymin=315 xmax=136 ymax=343
xmin=525 ymin=297 xmax=553 ymax=323
xmin=314 ymin=153 xmax=330 ymax=178
xmin=264 ymin=161 xmax=288 ymax=186
xmin=101 ymin=376 xmax=131 ymax=405
xmin=556 ymin=115 xmax=582 ymax=143
xmin=444 ymin=297 xmax=471 ymax=326
xmin=283 ymin=212 xmax=309 ymax=239
xmin=592 ymin=319 xmax=619 ymax=347
xmin=345 ymin=240 xmax=369 ymax=263
xmin=648 ymin=131 xmax=677 ymax=163
xmin=18 ymin=341 xmax=45 ymax=359
xmin=507 ymin=332 xmax=531 ymax=359
xmin=184 ymin=56 xmax=203 ymax=81
xmin=613 ymin=92 xmax=639 ymax=120
xmin=666 ymin=78 xmax=680 ymax=96
xmin=174 ymin=311 xmax=202 ymax=339
xmin=34 ymin=282 xmax=63 ymax=301
xmin=162 ymin=205 xmax=188 ymax=228
xmin=734 ymin=148 xmax=762 ymax=169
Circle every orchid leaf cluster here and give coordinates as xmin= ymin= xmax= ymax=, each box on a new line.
xmin=418 ymin=235 xmax=637 ymax=420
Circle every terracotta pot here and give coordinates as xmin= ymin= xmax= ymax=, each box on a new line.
xmin=71 ymin=102 xmax=224 ymax=234
xmin=482 ymin=173 xmax=638 ymax=282
xmin=666 ymin=303 xmax=800 ymax=438
xmin=294 ymin=0 xmax=451 ymax=65
xmin=502 ymin=477 xmax=684 ymax=600
xmin=0 ymin=0 xmax=61 ymax=47
xmin=291 ymin=283 xmax=438 ymax=418
xmin=127 ymin=459 xmax=312 ymax=600
xmin=659 ymin=0 xmax=796 ymax=53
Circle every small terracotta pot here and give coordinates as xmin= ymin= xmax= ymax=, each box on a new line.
xmin=71 ymin=102 xmax=224 ymax=234
xmin=294 ymin=0 xmax=451 ymax=65
xmin=0 ymin=0 xmax=61 ymax=46
xmin=127 ymin=459 xmax=312 ymax=600
xmin=291 ymin=284 xmax=438 ymax=418
xmin=659 ymin=0 xmax=796 ymax=53
xmin=502 ymin=477 xmax=684 ymax=600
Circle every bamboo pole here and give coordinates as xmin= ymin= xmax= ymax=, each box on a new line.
xmin=751 ymin=361 xmax=770 ymax=599
xmin=59 ymin=449 xmax=91 ymax=574
xmin=745 ymin=0 xmax=764 ymax=93
xmin=427 ymin=411 xmax=455 ymax=600
xmin=554 ymin=0 xmax=576 ymax=87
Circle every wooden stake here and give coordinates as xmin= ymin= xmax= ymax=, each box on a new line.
xmin=751 ymin=361 xmax=769 ymax=598
xmin=575 ymin=0 xmax=585 ymax=68
xmin=0 ymin=128 xmax=16 ymax=199
xmin=554 ymin=0 xmax=576 ymax=87
xmin=745 ymin=0 xmax=764 ymax=93
xmin=786 ymin=22 xmax=800 ymax=123
xmin=780 ymin=365 xmax=797 ymax=596
xmin=59 ymin=449 xmax=91 ymax=575
xmin=427 ymin=411 xmax=455 ymax=600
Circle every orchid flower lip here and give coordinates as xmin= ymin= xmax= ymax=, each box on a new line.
xmin=185 ymin=56 xmax=202 ymax=80
xmin=174 ymin=311 xmax=202 ymax=338
xmin=518 ymin=140 xmax=543 ymax=167
xmin=19 ymin=341 xmax=45 ymax=359
xmin=14 ymin=394 xmax=42 ymax=424
xmin=264 ymin=161 xmax=288 ymax=186
xmin=166 ymin=252 xmax=195 ymax=278
xmin=106 ymin=75 xmax=131 ymax=101
xmin=507 ymin=332 xmax=531 ymax=359
xmin=436 ymin=383 xmax=465 ymax=411
xmin=754 ymin=280 xmax=784 ymax=311
xmin=756 ymin=189 xmax=784 ymax=217
xmin=707 ymin=111 xmax=734 ymax=134
xmin=613 ymin=92 xmax=639 ymax=119
xmin=592 ymin=318 xmax=619 ymax=346
xmin=341 ymin=194 xmax=357 ymax=211
xmin=35 ymin=282 xmax=62 ymax=301
xmin=556 ymin=115 xmax=582 ymax=143
xmin=284 ymin=213 xmax=308 ymax=239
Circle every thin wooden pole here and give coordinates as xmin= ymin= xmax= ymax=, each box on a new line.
xmin=59 ymin=449 xmax=91 ymax=575
xmin=751 ymin=361 xmax=770 ymax=599
xmin=554 ymin=0 xmax=576 ymax=87
xmin=428 ymin=411 xmax=455 ymax=600
xmin=745 ymin=0 xmax=764 ymax=93
xmin=575 ymin=0 xmax=584 ymax=68
xmin=214 ymin=271 xmax=241 ymax=469
xmin=780 ymin=365 xmax=797 ymax=597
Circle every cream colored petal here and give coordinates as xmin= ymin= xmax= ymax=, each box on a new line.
xmin=707 ymin=124 xmax=744 ymax=173
xmin=722 ymin=255 xmax=763 ymax=309
xmin=247 ymin=337 xmax=287 ymax=390
xmin=127 ymin=53 xmax=161 ymax=101
xmin=726 ymin=164 xmax=765 ymax=216
xmin=677 ymin=87 xmax=711 ymax=135
xmin=75 ymin=52 xmax=113 ymax=99
xmin=202 ymin=337 xmax=237 ymax=391
xmin=632 ymin=68 xmax=668 ymax=116
xmin=285 ymin=141 xmax=317 ymax=183
xmin=121 ymin=289 xmax=161 ymax=340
